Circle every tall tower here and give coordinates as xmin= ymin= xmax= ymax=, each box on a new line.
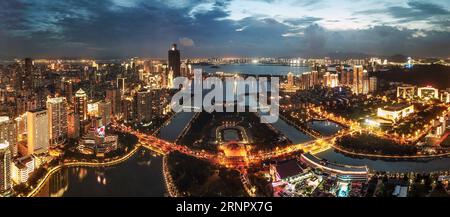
xmin=168 ymin=43 xmax=181 ymax=78
xmin=0 ymin=117 xmax=17 ymax=157
xmin=287 ymin=72 xmax=294 ymax=87
xmin=46 ymin=97 xmax=68 ymax=146
xmin=353 ymin=65 xmax=364 ymax=95
xmin=0 ymin=142 xmax=11 ymax=196
xmin=27 ymin=109 xmax=49 ymax=155
xmin=74 ymin=89 xmax=88 ymax=121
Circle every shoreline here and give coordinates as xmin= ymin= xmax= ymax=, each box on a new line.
xmin=26 ymin=144 xmax=142 ymax=197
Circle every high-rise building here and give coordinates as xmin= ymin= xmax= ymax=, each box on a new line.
xmin=362 ymin=70 xmax=369 ymax=94
xmin=11 ymin=156 xmax=34 ymax=184
xmin=311 ymin=71 xmax=319 ymax=87
xmin=369 ymin=77 xmax=378 ymax=93
xmin=287 ymin=72 xmax=294 ymax=87
xmin=67 ymin=112 xmax=80 ymax=139
xmin=397 ymin=86 xmax=416 ymax=99
xmin=0 ymin=142 xmax=12 ymax=196
xmin=46 ymin=97 xmax=68 ymax=146
xmin=23 ymin=58 xmax=33 ymax=89
xmin=168 ymin=44 xmax=181 ymax=78
xmin=74 ymin=89 xmax=88 ymax=121
xmin=134 ymin=90 xmax=153 ymax=123
xmin=26 ymin=109 xmax=49 ymax=155
xmin=352 ymin=65 xmax=364 ymax=95
xmin=0 ymin=116 xmax=17 ymax=157
xmin=117 ymin=77 xmax=126 ymax=96
xmin=322 ymin=72 xmax=339 ymax=88
xmin=98 ymin=101 xmax=111 ymax=126
xmin=106 ymin=88 xmax=122 ymax=115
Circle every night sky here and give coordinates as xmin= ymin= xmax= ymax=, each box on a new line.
xmin=0 ymin=0 xmax=449 ymax=58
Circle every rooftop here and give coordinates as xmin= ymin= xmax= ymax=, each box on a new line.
xmin=276 ymin=159 xmax=303 ymax=180
xmin=382 ymin=104 xmax=412 ymax=112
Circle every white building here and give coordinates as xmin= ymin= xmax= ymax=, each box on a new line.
xmin=418 ymin=87 xmax=439 ymax=99
xmin=377 ymin=104 xmax=414 ymax=123
xmin=11 ymin=156 xmax=35 ymax=184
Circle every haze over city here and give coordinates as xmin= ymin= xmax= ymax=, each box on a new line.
xmin=1 ymin=0 xmax=450 ymax=58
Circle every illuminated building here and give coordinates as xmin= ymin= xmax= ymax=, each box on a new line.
xmin=0 ymin=116 xmax=17 ymax=157
xmin=67 ymin=112 xmax=80 ymax=139
xmin=11 ymin=156 xmax=34 ymax=184
xmin=352 ymin=65 xmax=364 ymax=94
xmin=397 ymin=86 xmax=416 ymax=99
xmin=219 ymin=142 xmax=248 ymax=167
xmin=418 ymin=87 xmax=439 ymax=99
xmin=369 ymin=76 xmax=377 ymax=93
xmin=98 ymin=101 xmax=111 ymax=126
xmin=168 ymin=43 xmax=181 ymax=78
xmin=26 ymin=109 xmax=49 ymax=155
xmin=74 ymin=89 xmax=88 ymax=121
xmin=300 ymin=153 xmax=368 ymax=181
xmin=311 ymin=71 xmax=319 ymax=87
xmin=134 ymin=90 xmax=153 ymax=123
xmin=362 ymin=70 xmax=369 ymax=94
xmin=0 ymin=142 xmax=11 ymax=195
xmin=377 ymin=104 xmax=414 ymax=123
xmin=117 ymin=77 xmax=126 ymax=96
xmin=168 ymin=69 xmax=174 ymax=88
xmin=105 ymin=88 xmax=121 ymax=115
xmin=441 ymin=91 xmax=450 ymax=103
xmin=287 ymin=72 xmax=294 ymax=87
xmin=323 ymin=72 xmax=339 ymax=88
xmin=436 ymin=116 xmax=447 ymax=137
xmin=340 ymin=69 xmax=352 ymax=86
xmin=46 ymin=97 xmax=68 ymax=146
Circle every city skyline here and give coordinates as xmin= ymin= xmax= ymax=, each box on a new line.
xmin=1 ymin=0 xmax=450 ymax=59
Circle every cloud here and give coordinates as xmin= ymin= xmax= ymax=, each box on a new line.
xmin=0 ymin=0 xmax=449 ymax=58
xmin=178 ymin=37 xmax=195 ymax=47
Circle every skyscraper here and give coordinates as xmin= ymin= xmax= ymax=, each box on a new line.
xmin=23 ymin=58 xmax=33 ymax=89
xmin=168 ymin=43 xmax=181 ymax=78
xmin=134 ymin=90 xmax=153 ymax=123
xmin=105 ymin=88 xmax=121 ymax=115
xmin=98 ymin=101 xmax=111 ymax=126
xmin=74 ymin=89 xmax=88 ymax=121
xmin=46 ymin=97 xmax=68 ymax=146
xmin=353 ymin=65 xmax=364 ymax=95
xmin=287 ymin=72 xmax=294 ymax=87
xmin=0 ymin=116 xmax=17 ymax=157
xmin=369 ymin=77 xmax=378 ymax=94
xmin=362 ymin=69 xmax=369 ymax=94
xmin=0 ymin=142 xmax=11 ymax=196
xmin=27 ymin=109 xmax=49 ymax=155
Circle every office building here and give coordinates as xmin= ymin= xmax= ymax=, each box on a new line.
xmin=352 ymin=65 xmax=364 ymax=94
xmin=0 ymin=142 xmax=11 ymax=195
xmin=168 ymin=43 xmax=181 ymax=78
xmin=0 ymin=116 xmax=17 ymax=156
xmin=26 ymin=109 xmax=49 ymax=155
xmin=46 ymin=97 xmax=68 ymax=146
xmin=74 ymin=89 xmax=88 ymax=121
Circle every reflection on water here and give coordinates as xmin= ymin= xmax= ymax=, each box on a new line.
xmin=270 ymin=118 xmax=450 ymax=173
xmin=317 ymin=149 xmax=450 ymax=173
xmin=307 ymin=120 xmax=343 ymax=137
xmin=270 ymin=118 xmax=314 ymax=144
xmin=37 ymin=149 xmax=165 ymax=197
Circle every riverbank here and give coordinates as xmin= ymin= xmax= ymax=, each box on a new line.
xmin=25 ymin=144 xmax=141 ymax=197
